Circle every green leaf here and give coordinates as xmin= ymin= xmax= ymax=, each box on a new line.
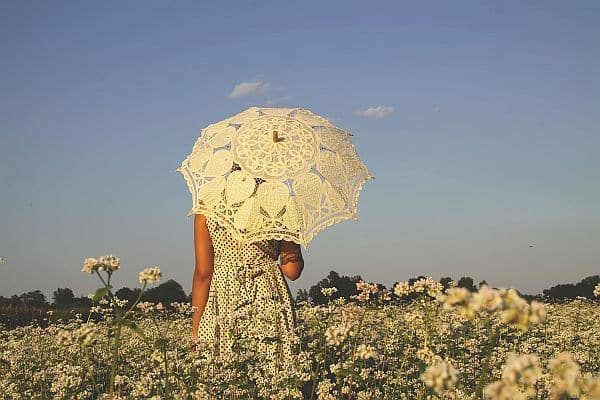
xmin=92 ymin=285 xmax=112 ymax=302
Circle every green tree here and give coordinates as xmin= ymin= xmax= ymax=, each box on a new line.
xmin=308 ymin=270 xmax=362 ymax=305
xmin=439 ymin=277 xmax=454 ymax=291
xmin=19 ymin=290 xmax=48 ymax=308
xmin=115 ymin=287 xmax=143 ymax=306
xmin=295 ymin=288 xmax=309 ymax=302
xmin=73 ymin=295 xmax=93 ymax=307
xmin=457 ymin=276 xmax=477 ymax=292
xmin=142 ymin=279 xmax=187 ymax=307
xmin=52 ymin=287 xmax=75 ymax=308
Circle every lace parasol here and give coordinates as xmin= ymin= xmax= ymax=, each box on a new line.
xmin=176 ymin=107 xmax=374 ymax=250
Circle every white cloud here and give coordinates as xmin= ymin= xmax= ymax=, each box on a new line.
xmin=229 ymin=80 xmax=271 ymax=98
xmin=354 ymin=106 xmax=394 ymax=119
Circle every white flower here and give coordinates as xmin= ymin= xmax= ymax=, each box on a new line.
xmin=139 ymin=267 xmax=162 ymax=284
xmin=316 ymin=379 xmax=337 ymax=400
xmin=501 ymin=353 xmax=542 ymax=397
xmin=321 ymin=287 xmax=338 ymax=297
xmin=594 ymin=283 xmax=600 ymax=298
xmin=471 ymin=284 xmax=503 ymax=312
xmin=394 ymin=281 xmax=411 ymax=297
xmin=412 ymin=276 xmax=443 ymax=297
xmin=55 ymin=329 xmax=73 ymax=346
xmin=355 ymin=280 xmax=379 ymax=302
xmin=98 ymin=254 xmax=120 ymax=272
xmin=529 ymin=300 xmax=547 ymax=324
xmin=356 ymin=344 xmax=378 ymax=360
xmin=82 ymin=258 xmax=99 ymax=274
xmin=325 ymin=324 xmax=350 ymax=346
xmin=548 ymin=352 xmax=583 ymax=399
xmin=82 ymin=254 xmax=120 ymax=274
xmin=420 ymin=360 xmax=459 ymax=396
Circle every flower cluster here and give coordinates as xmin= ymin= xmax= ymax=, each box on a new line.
xmin=484 ymin=353 xmax=542 ymax=398
xmin=485 ymin=352 xmax=600 ymax=400
xmin=139 ymin=267 xmax=162 ymax=284
xmin=82 ymin=254 xmax=121 ymax=274
xmin=436 ymin=284 xmax=547 ymax=331
xmin=594 ymin=283 xmax=600 ymax=298
xmin=393 ymin=276 xmax=444 ymax=299
xmin=355 ymin=343 xmax=378 ymax=360
xmin=325 ymin=324 xmax=352 ymax=347
xmin=420 ymin=360 xmax=459 ymax=396
xmin=321 ymin=287 xmax=338 ymax=298
xmin=55 ymin=324 xmax=98 ymax=348
xmin=353 ymin=280 xmax=379 ymax=302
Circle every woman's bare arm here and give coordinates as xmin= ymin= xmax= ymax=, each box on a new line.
xmin=279 ymin=240 xmax=304 ymax=281
xmin=191 ymin=214 xmax=214 ymax=341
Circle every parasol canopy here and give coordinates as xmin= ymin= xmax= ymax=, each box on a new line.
xmin=176 ymin=107 xmax=374 ymax=250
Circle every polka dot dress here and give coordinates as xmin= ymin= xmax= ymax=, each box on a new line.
xmin=196 ymin=214 xmax=297 ymax=374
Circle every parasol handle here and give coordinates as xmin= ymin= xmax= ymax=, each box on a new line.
xmin=272 ymin=131 xmax=279 ymax=142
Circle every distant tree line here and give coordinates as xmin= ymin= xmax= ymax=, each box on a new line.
xmin=295 ymin=271 xmax=600 ymax=305
xmin=1 ymin=273 xmax=598 ymax=323
xmin=0 ymin=279 xmax=188 ymax=311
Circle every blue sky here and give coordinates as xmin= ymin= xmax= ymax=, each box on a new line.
xmin=1 ymin=0 xmax=599 ymax=300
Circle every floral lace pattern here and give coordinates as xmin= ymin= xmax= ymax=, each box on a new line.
xmin=177 ymin=107 xmax=374 ymax=250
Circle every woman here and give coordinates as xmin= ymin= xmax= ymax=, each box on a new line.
xmin=189 ymin=211 xmax=304 ymax=373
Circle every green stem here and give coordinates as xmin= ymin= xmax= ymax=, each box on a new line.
xmin=347 ymin=304 xmax=370 ymax=399
xmin=108 ymin=322 xmax=122 ymax=397
xmin=122 ymin=282 xmax=147 ymax=320
xmin=474 ymin=318 xmax=501 ymax=399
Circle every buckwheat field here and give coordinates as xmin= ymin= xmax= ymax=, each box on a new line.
xmin=1 ymin=256 xmax=599 ymax=400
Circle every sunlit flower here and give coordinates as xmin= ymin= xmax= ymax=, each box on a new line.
xmin=98 ymin=254 xmax=120 ymax=272
xmin=55 ymin=329 xmax=73 ymax=346
xmin=317 ymin=379 xmax=337 ymax=400
xmin=325 ymin=324 xmax=350 ymax=346
xmin=139 ymin=267 xmax=162 ymax=284
xmin=437 ymin=287 xmax=476 ymax=319
xmin=412 ymin=276 xmax=443 ymax=298
xmin=393 ymin=281 xmax=411 ymax=297
xmin=420 ymin=360 xmax=459 ymax=396
xmin=354 ymin=280 xmax=379 ymax=302
xmin=501 ymin=353 xmax=542 ymax=397
xmin=355 ymin=344 xmax=377 ymax=360
xmin=82 ymin=257 xmax=99 ymax=274
xmin=321 ymin=287 xmax=338 ymax=297
xmin=484 ymin=380 xmax=527 ymax=400
xmin=471 ymin=284 xmax=503 ymax=312
xmin=548 ymin=352 xmax=583 ymax=399
xmin=378 ymin=289 xmax=392 ymax=302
